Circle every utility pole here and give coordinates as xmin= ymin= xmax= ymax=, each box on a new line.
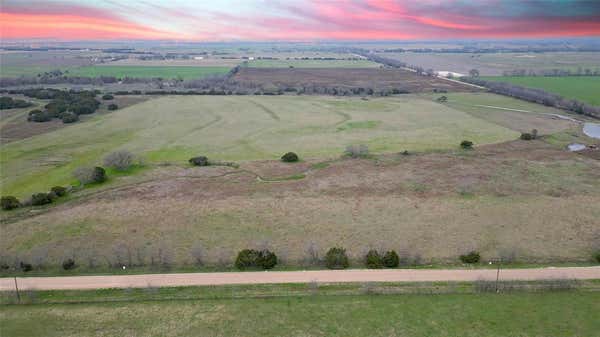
xmin=14 ymin=277 xmax=20 ymax=303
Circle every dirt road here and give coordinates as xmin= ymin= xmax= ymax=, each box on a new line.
xmin=1 ymin=267 xmax=599 ymax=291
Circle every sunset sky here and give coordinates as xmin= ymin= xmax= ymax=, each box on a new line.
xmin=2 ymin=0 xmax=600 ymax=41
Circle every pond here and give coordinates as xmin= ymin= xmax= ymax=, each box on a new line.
xmin=583 ymin=123 xmax=600 ymax=139
xmin=568 ymin=143 xmax=586 ymax=152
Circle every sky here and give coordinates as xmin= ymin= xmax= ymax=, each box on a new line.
xmin=1 ymin=0 xmax=600 ymax=41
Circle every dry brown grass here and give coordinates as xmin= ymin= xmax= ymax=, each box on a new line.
xmin=2 ymin=140 xmax=599 ymax=266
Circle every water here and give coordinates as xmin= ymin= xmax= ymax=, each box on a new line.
xmin=568 ymin=143 xmax=586 ymax=152
xmin=583 ymin=123 xmax=600 ymax=139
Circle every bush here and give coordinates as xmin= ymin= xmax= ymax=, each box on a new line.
xmin=189 ymin=156 xmax=209 ymax=166
xmin=61 ymin=111 xmax=79 ymax=123
xmin=31 ymin=193 xmax=52 ymax=206
xmin=594 ymin=251 xmax=600 ymax=264
xmin=436 ymin=96 xmax=448 ymax=102
xmin=531 ymin=129 xmax=538 ymax=139
xmin=365 ymin=249 xmax=383 ymax=269
xmin=62 ymin=258 xmax=76 ymax=270
xmin=20 ymin=262 xmax=33 ymax=272
xmin=325 ymin=247 xmax=349 ymax=269
xmin=520 ymin=133 xmax=533 ymax=140
xmin=27 ymin=110 xmax=51 ymax=122
xmin=281 ymin=152 xmax=299 ymax=162
xmin=103 ymin=150 xmax=134 ymax=170
xmin=234 ymin=249 xmax=278 ymax=270
xmin=50 ymin=186 xmax=67 ymax=197
xmin=107 ymin=104 xmax=118 ymax=110
xmin=460 ymin=140 xmax=474 ymax=149
xmin=73 ymin=166 xmax=107 ymax=185
xmin=345 ymin=144 xmax=369 ymax=158
xmin=102 ymin=94 xmax=114 ymax=100
xmin=1 ymin=196 xmax=20 ymax=210
xmin=382 ymin=250 xmax=400 ymax=268
xmin=460 ymin=251 xmax=481 ymax=264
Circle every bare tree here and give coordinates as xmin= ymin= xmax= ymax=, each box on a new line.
xmin=190 ymin=243 xmax=206 ymax=266
xmin=103 ymin=150 xmax=135 ymax=171
xmin=304 ymin=240 xmax=321 ymax=266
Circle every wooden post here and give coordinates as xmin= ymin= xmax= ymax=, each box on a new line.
xmin=14 ymin=277 xmax=21 ymax=303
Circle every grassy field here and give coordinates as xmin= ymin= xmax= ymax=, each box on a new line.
xmin=66 ymin=65 xmax=231 ymax=79
xmin=482 ymin=76 xmax=600 ymax=105
xmin=1 ymin=287 xmax=598 ymax=337
xmin=0 ymin=94 xmax=524 ymax=198
xmin=378 ymin=51 xmax=600 ymax=76
xmin=246 ymin=59 xmax=380 ymax=68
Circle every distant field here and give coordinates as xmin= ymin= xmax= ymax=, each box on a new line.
xmin=481 ymin=76 xmax=600 ymax=105
xmin=0 ymin=51 xmax=95 ymax=77
xmin=2 ymin=290 xmax=598 ymax=337
xmin=66 ymin=65 xmax=231 ymax=79
xmin=378 ymin=52 xmax=600 ymax=76
xmin=0 ymin=94 xmax=522 ymax=197
xmin=246 ymin=59 xmax=380 ymax=68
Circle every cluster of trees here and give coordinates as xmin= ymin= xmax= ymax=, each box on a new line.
xmin=461 ymin=77 xmax=600 ymax=119
xmin=19 ymin=88 xmax=101 ymax=123
xmin=1 ymin=186 xmax=68 ymax=211
xmin=0 ymin=96 xmax=32 ymax=109
xmin=502 ymin=68 xmax=600 ymax=77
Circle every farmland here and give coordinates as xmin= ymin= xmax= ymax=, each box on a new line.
xmin=66 ymin=65 xmax=232 ymax=79
xmin=246 ymin=59 xmax=380 ymax=68
xmin=481 ymin=76 xmax=600 ymax=105
xmin=233 ymin=67 xmax=477 ymax=91
xmin=1 ymin=284 xmax=598 ymax=337
xmin=377 ymin=51 xmax=600 ymax=76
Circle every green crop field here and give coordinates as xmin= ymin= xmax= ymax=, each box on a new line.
xmin=66 ymin=65 xmax=231 ymax=79
xmin=246 ymin=59 xmax=380 ymax=68
xmin=0 ymin=94 xmax=525 ymax=198
xmin=1 ymin=289 xmax=598 ymax=337
xmin=482 ymin=76 xmax=600 ymax=105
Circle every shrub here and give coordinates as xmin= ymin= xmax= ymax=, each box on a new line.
xmin=73 ymin=166 xmax=107 ymax=185
xmin=20 ymin=262 xmax=33 ymax=272
xmin=460 ymin=251 xmax=481 ymax=264
xmin=235 ymin=249 xmax=278 ymax=270
xmin=531 ymin=129 xmax=538 ymax=139
xmin=382 ymin=250 xmax=400 ymax=268
xmin=102 ymin=94 xmax=114 ymax=100
xmin=62 ymin=258 xmax=76 ymax=270
xmin=107 ymin=104 xmax=118 ymax=110
xmin=31 ymin=193 xmax=52 ymax=206
xmin=520 ymin=133 xmax=533 ymax=140
xmin=365 ymin=249 xmax=383 ymax=269
xmin=189 ymin=156 xmax=209 ymax=166
xmin=436 ymin=96 xmax=448 ymax=102
xmin=103 ymin=150 xmax=134 ymax=170
xmin=281 ymin=152 xmax=299 ymax=162
xmin=259 ymin=249 xmax=278 ymax=269
xmin=594 ymin=251 xmax=600 ymax=264
xmin=27 ymin=110 xmax=51 ymax=122
xmin=1 ymin=196 xmax=20 ymax=210
xmin=61 ymin=111 xmax=79 ymax=123
xmin=325 ymin=247 xmax=349 ymax=269
xmin=345 ymin=144 xmax=369 ymax=158
xmin=50 ymin=186 xmax=67 ymax=197
xmin=460 ymin=140 xmax=474 ymax=149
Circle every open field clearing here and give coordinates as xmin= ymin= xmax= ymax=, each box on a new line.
xmin=246 ymin=59 xmax=380 ymax=68
xmin=65 ymin=65 xmax=231 ymax=79
xmin=376 ymin=51 xmax=600 ymax=76
xmin=0 ymin=51 xmax=96 ymax=77
xmin=1 ymin=289 xmax=598 ymax=337
xmin=481 ymin=76 xmax=600 ymax=105
xmin=0 ymin=94 xmax=532 ymax=198
xmin=234 ymin=67 xmax=478 ymax=91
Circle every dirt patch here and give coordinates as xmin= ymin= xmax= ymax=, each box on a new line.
xmin=234 ymin=68 xmax=479 ymax=92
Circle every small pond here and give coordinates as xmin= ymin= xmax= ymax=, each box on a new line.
xmin=583 ymin=123 xmax=600 ymax=139
xmin=568 ymin=143 xmax=586 ymax=152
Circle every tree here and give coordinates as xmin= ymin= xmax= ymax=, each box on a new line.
xmin=459 ymin=251 xmax=481 ymax=264
xmin=73 ymin=166 xmax=106 ymax=185
xmin=189 ymin=156 xmax=209 ymax=166
xmin=281 ymin=152 xmax=299 ymax=162
xmin=1 ymin=196 xmax=20 ymax=210
xmin=469 ymin=69 xmax=480 ymax=77
xmin=460 ymin=140 xmax=474 ymax=149
xmin=325 ymin=247 xmax=349 ymax=269
xmin=365 ymin=249 xmax=383 ymax=269
xmin=107 ymin=104 xmax=118 ymax=111
xmin=61 ymin=112 xmax=79 ymax=123
xmin=103 ymin=150 xmax=134 ymax=171
xmin=382 ymin=250 xmax=400 ymax=268
xmin=31 ymin=193 xmax=52 ymax=206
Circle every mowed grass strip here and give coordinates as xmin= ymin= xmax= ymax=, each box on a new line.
xmin=482 ymin=76 xmax=600 ymax=105
xmin=66 ymin=65 xmax=231 ymax=79
xmin=1 ymin=291 xmax=598 ymax=337
xmin=0 ymin=94 xmax=520 ymax=197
